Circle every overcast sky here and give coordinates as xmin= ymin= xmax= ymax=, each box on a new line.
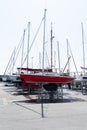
xmin=0 ymin=0 xmax=87 ymax=75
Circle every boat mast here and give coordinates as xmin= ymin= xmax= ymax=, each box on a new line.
xmin=39 ymin=52 xmax=41 ymax=68
xmin=66 ymin=39 xmax=70 ymax=74
xmin=27 ymin=22 xmax=30 ymax=73
xmin=41 ymin=9 xmax=47 ymax=118
xmin=21 ymin=29 xmax=25 ymax=70
xmin=57 ymin=41 xmax=61 ymax=73
xmin=50 ymin=23 xmax=54 ymax=69
xmin=81 ymin=22 xmax=85 ymax=74
xmin=42 ymin=9 xmax=46 ymax=73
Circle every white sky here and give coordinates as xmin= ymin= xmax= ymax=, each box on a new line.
xmin=0 ymin=0 xmax=87 ymax=75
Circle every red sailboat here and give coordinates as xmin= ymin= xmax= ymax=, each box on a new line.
xmin=19 ymin=10 xmax=74 ymax=92
xmin=20 ymin=72 xmax=73 ymax=84
xmin=19 ymin=68 xmax=73 ymax=91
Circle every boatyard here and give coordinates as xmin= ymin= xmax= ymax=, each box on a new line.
xmin=1 ymin=1 xmax=87 ymax=130
xmin=0 ymin=82 xmax=87 ymax=130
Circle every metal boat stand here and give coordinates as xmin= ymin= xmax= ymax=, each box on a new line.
xmin=37 ymin=83 xmax=63 ymax=103
xmin=36 ymin=83 xmax=63 ymax=118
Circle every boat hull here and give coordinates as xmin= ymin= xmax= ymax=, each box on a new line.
xmin=20 ymin=74 xmax=73 ymax=83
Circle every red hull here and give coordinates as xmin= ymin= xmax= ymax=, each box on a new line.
xmin=20 ymin=74 xmax=73 ymax=83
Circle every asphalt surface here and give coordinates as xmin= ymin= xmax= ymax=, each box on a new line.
xmin=0 ymin=82 xmax=87 ymax=130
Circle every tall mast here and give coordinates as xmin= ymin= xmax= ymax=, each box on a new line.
xmin=41 ymin=9 xmax=47 ymax=118
xmin=21 ymin=29 xmax=25 ymax=69
xmin=50 ymin=23 xmax=54 ymax=69
xmin=27 ymin=22 xmax=30 ymax=72
xmin=42 ymin=9 xmax=46 ymax=73
xmin=81 ymin=22 xmax=85 ymax=74
xmin=57 ymin=41 xmax=60 ymax=73
xmin=39 ymin=52 xmax=41 ymax=68
xmin=66 ymin=39 xmax=70 ymax=74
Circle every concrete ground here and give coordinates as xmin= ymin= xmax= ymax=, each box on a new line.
xmin=0 ymin=82 xmax=87 ymax=130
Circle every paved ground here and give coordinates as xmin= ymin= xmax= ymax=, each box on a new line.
xmin=0 ymin=82 xmax=87 ymax=130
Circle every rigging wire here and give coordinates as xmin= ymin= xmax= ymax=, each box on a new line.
xmin=22 ymin=17 xmax=44 ymax=66
xmin=4 ymin=29 xmax=27 ymax=75
xmin=68 ymin=42 xmax=79 ymax=76
xmin=4 ymin=48 xmax=16 ymax=75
